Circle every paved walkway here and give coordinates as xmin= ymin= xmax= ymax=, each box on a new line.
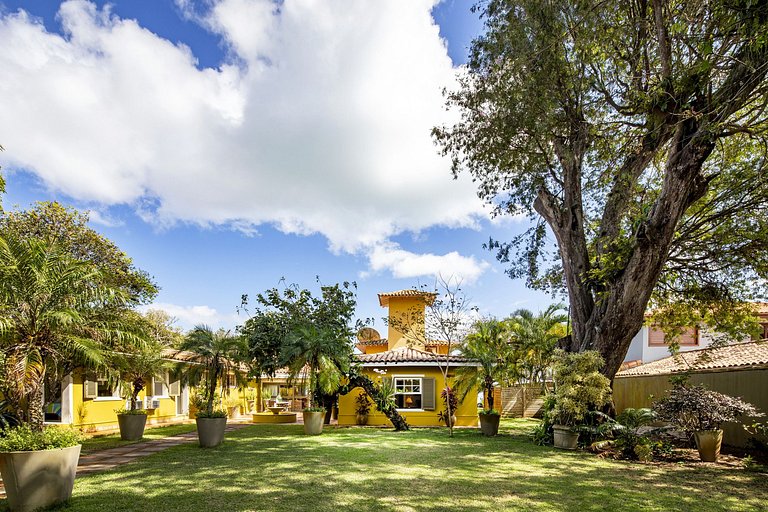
xmin=0 ymin=423 xmax=252 ymax=498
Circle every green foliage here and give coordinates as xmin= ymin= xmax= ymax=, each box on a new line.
xmin=195 ymin=409 xmax=228 ymax=419
xmin=612 ymin=408 xmax=661 ymax=460
xmin=0 ymin=235 xmax=141 ymax=430
xmin=0 ymin=424 xmax=82 ymax=452
xmin=506 ymin=305 xmax=568 ymax=388
xmin=437 ymin=386 xmax=459 ymax=425
xmin=109 ymin=334 xmax=168 ymax=411
xmin=303 ymin=407 xmax=326 ymax=413
xmin=355 ymin=393 xmax=372 ymax=415
xmin=455 ymin=318 xmax=512 ymax=411
xmin=480 ymin=409 xmax=500 ymax=416
xmin=178 ymin=325 xmax=247 ymax=416
xmin=370 ymin=377 xmax=397 ymax=416
xmin=114 ymin=408 xmax=149 ymax=416
xmin=0 ymin=202 xmax=157 ymax=305
xmin=654 ymin=383 xmax=761 ymax=432
xmin=548 ymin=351 xmax=611 ymax=427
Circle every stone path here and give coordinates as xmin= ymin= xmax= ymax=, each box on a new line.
xmin=0 ymin=423 xmax=252 ymax=498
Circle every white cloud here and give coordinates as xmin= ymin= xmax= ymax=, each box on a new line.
xmin=0 ymin=0 xmax=488 ymax=277
xmin=138 ymin=302 xmax=239 ymax=331
xmin=87 ymin=209 xmax=124 ymax=228
xmin=367 ymin=242 xmax=489 ymax=284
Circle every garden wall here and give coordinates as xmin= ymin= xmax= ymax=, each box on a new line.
xmin=613 ymin=367 xmax=768 ymax=447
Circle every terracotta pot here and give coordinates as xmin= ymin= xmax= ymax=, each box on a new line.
xmin=694 ymin=429 xmax=723 ymax=462
xmin=0 ymin=444 xmax=81 ymax=512
xmin=553 ymin=424 xmax=579 ymax=450
xmin=303 ymin=411 xmax=324 ymax=435
xmin=355 ymin=413 xmax=369 ymax=426
xmin=479 ymin=412 xmax=501 ymax=436
xmin=118 ymin=413 xmax=147 ymax=441
xmin=196 ymin=417 xmax=227 ymax=448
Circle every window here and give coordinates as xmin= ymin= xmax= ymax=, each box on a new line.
xmin=394 ymin=377 xmax=422 ymax=409
xmin=97 ymin=375 xmax=116 ymax=397
xmin=152 ymin=372 xmax=168 ymax=397
xmin=84 ymin=373 xmax=121 ymax=400
xmin=648 ymin=326 xmax=698 ymax=347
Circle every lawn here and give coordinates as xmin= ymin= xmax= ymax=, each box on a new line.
xmin=19 ymin=419 xmax=768 ymax=512
xmin=80 ymin=423 xmax=197 ymax=453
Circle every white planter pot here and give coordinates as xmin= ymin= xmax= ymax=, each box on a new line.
xmin=0 ymin=444 xmax=81 ymax=512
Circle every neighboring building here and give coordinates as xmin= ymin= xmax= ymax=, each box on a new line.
xmin=623 ymin=303 xmax=768 ymax=364
xmin=614 ymin=341 xmax=768 ymax=447
xmin=338 ymin=290 xmax=480 ymax=427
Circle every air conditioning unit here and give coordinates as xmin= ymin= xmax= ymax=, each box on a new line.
xmin=146 ymin=399 xmax=161 ymax=410
xmin=124 ymin=400 xmax=144 ymax=410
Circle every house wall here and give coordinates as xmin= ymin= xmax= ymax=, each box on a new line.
xmin=386 ymin=297 xmax=428 ymax=351
xmin=71 ymin=371 xmax=186 ymax=432
xmin=337 ymin=366 xmax=478 ymax=427
xmin=625 ymin=325 xmax=725 ymax=364
xmin=613 ymin=367 xmax=768 ymax=447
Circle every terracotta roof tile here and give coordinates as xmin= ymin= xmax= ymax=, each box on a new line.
xmin=356 ymin=338 xmax=388 ymax=347
xmin=616 ymin=341 xmax=768 ymax=377
xmin=355 ymin=346 xmax=475 ymax=365
xmin=378 ymin=289 xmax=437 ymax=307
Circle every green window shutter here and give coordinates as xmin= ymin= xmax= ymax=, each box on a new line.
xmin=422 ymin=377 xmax=435 ymax=410
xmin=83 ymin=376 xmax=98 ymax=399
xmin=169 ymin=379 xmax=180 ymax=397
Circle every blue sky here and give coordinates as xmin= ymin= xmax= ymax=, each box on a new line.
xmin=0 ymin=0 xmax=556 ymax=330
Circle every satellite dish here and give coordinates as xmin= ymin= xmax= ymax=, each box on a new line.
xmin=357 ymin=327 xmax=381 ymax=342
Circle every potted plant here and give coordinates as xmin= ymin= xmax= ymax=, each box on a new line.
xmin=0 ymin=236 xmax=139 ymax=510
xmin=178 ymin=325 xmax=247 ymax=448
xmin=438 ymin=386 xmax=459 ymax=428
xmin=454 ymin=318 xmax=514 ymax=437
xmin=110 ymin=341 xmax=168 ymax=441
xmin=653 ymin=383 xmax=759 ymax=462
xmin=548 ymin=351 xmax=611 ymax=450
xmin=0 ymin=425 xmax=82 ymax=512
xmin=225 ymin=397 xmax=242 ymax=419
xmin=355 ymin=392 xmax=372 ymax=425
xmin=281 ymin=323 xmax=352 ymax=435
xmin=478 ymin=409 xmax=501 ymax=436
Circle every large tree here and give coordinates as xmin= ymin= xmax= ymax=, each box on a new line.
xmin=434 ymin=0 xmax=768 ymax=379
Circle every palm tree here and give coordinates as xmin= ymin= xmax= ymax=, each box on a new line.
xmin=178 ymin=325 xmax=247 ymax=416
xmin=110 ymin=341 xmax=168 ymax=411
xmin=507 ymin=305 xmax=569 ymax=392
xmin=280 ymin=323 xmax=352 ymax=409
xmin=454 ymin=318 xmax=512 ymax=411
xmin=0 ymin=236 xmax=133 ymax=430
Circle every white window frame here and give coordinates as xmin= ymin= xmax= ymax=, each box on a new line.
xmin=150 ymin=371 xmax=170 ymax=399
xmin=393 ymin=375 xmax=424 ymax=412
xmin=93 ymin=373 xmax=122 ymax=402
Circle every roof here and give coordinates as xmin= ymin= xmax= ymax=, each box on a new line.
xmin=378 ymin=289 xmax=437 ymax=307
xmin=616 ymin=341 xmax=768 ymax=377
xmin=355 ymin=346 xmax=477 ymax=366
xmin=356 ymin=338 xmax=388 ymax=347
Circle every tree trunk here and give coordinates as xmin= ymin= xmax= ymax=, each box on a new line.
xmin=28 ymin=384 xmax=45 ymax=432
xmin=346 ymin=375 xmax=409 ymax=431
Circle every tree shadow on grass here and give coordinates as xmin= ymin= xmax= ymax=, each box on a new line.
xmin=7 ymin=424 xmax=767 ymax=512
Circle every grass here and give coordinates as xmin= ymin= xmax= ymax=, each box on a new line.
xmin=80 ymin=423 xmax=197 ymax=453
xmin=7 ymin=419 xmax=768 ymax=511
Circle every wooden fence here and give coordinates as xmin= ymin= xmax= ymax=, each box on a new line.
xmin=613 ymin=367 xmax=768 ymax=447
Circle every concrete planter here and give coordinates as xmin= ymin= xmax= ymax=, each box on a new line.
xmin=196 ymin=417 xmax=227 ymax=448
xmin=0 ymin=444 xmax=81 ymax=512
xmin=227 ymin=406 xmax=240 ymax=419
xmin=117 ymin=413 xmax=148 ymax=441
xmin=355 ymin=413 xmax=369 ymax=426
xmin=303 ymin=411 xmax=325 ymax=435
xmin=479 ymin=412 xmax=501 ymax=436
xmin=694 ymin=429 xmax=723 ymax=462
xmin=553 ymin=424 xmax=579 ymax=450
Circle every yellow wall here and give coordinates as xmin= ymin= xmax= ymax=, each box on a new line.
xmin=338 ymin=366 xmax=478 ymax=427
xmin=71 ymin=372 xmax=185 ymax=432
xmin=386 ymin=297 xmax=428 ymax=350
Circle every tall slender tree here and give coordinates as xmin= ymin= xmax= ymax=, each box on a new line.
xmin=435 ymin=0 xmax=768 ymax=379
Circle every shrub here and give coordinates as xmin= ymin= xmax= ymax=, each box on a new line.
xmin=548 ymin=350 xmax=612 ymax=427
xmin=114 ymin=408 xmax=149 ymax=415
xmin=0 ymin=424 xmax=83 ymax=452
xmin=480 ymin=408 xmax=500 ymax=416
xmin=195 ymin=409 xmax=228 ymax=419
xmin=612 ymin=408 xmax=660 ymax=459
xmin=355 ymin=393 xmax=372 ymax=416
xmin=438 ymin=387 xmax=459 ymax=425
xmin=303 ymin=407 xmax=326 ymax=413
xmin=653 ymin=383 xmax=760 ymax=432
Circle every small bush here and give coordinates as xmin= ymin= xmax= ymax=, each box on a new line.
xmin=196 ymin=409 xmax=228 ymax=419
xmin=303 ymin=407 xmax=326 ymax=413
xmin=480 ymin=408 xmax=500 ymax=416
xmin=115 ymin=408 xmax=149 ymax=415
xmin=355 ymin=393 xmax=372 ymax=415
xmin=0 ymin=424 xmax=83 ymax=452
xmin=654 ymin=383 xmax=760 ymax=432
xmin=548 ymin=350 xmax=612 ymax=427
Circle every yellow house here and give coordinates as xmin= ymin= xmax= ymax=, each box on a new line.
xmin=338 ymin=290 xmax=479 ymax=427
